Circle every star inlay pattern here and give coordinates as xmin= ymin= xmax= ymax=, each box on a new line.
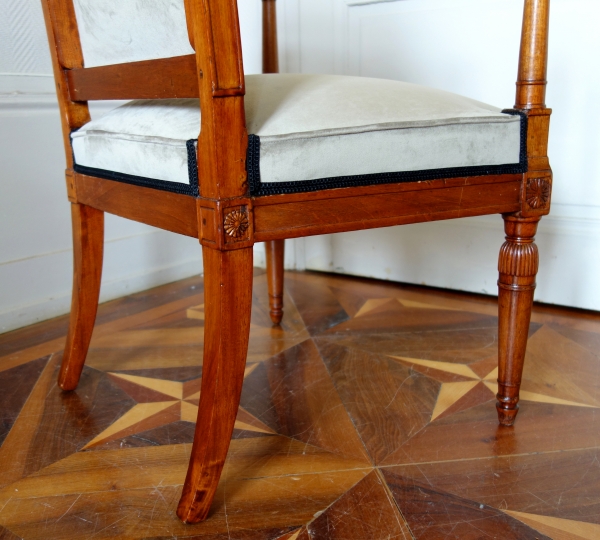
xmin=2 ymin=271 xmax=600 ymax=539
xmin=84 ymin=364 xmax=274 ymax=449
xmin=354 ymin=296 xmax=600 ymax=423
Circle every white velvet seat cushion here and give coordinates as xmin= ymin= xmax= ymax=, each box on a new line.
xmin=71 ymin=74 xmax=524 ymax=196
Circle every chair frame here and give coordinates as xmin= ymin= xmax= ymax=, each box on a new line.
xmin=41 ymin=0 xmax=552 ymax=523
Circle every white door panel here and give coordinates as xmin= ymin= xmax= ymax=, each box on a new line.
xmin=274 ymin=0 xmax=600 ymax=310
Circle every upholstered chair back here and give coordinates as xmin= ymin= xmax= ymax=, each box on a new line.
xmin=72 ymin=0 xmax=195 ymax=67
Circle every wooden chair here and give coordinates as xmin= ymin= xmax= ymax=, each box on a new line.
xmin=41 ymin=0 xmax=552 ymax=524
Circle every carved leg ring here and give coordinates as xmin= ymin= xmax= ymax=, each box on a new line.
xmin=496 ymin=215 xmax=540 ymax=426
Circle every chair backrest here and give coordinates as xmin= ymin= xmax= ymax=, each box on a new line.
xmin=72 ymin=0 xmax=195 ymax=68
xmin=43 ymin=0 xmax=247 ymax=200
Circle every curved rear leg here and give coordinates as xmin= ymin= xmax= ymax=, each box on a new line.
xmin=177 ymin=246 xmax=253 ymax=523
xmin=265 ymin=239 xmax=284 ymax=325
xmin=59 ymin=203 xmax=104 ymax=391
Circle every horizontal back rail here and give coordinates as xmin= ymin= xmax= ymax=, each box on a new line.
xmin=67 ymin=55 xmax=199 ymax=101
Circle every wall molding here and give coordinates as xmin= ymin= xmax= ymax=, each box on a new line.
xmin=309 ymin=211 xmax=600 ymax=311
xmin=0 ymin=73 xmax=54 ymax=93
xmin=344 ymin=0 xmax=399 ymax=4
xmin=0 ymin=90 xmax=128 ymax=119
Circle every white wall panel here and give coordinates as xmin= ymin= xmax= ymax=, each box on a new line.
xmin=289 ymin=0 xmax=600 ymax=311
xmin=0 ymin=0 xmax=267 ymax=333
xmin=0 ymin=0 xmax=52 ymax=74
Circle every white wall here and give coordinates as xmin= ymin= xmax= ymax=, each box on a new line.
xmin=0 ymin=0 xmax=268 ymax=333
xmin=1 ymin=0 xmax=598 ymax=334
xmin=283 ymin=0 xmax=600 ymax=311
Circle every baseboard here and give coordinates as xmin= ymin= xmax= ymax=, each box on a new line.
xmin=253 ymin=239 xmax=307 ymax=272
xmin=323 ymin=211 xmax=600 ymax=312
xmin=0 ymin=231 xmax=203 ymax=334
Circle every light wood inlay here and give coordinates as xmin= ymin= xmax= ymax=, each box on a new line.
xmin=505 ymin=511 xmax=600 ymax=540
xmin=2 ymin=272 xmax=600 ymax=537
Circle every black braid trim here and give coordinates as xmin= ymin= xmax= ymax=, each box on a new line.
xmin=247 ymin=134 xmax=262 ymax=195
xmin=70 ymin=137 xmax=199 ymax=197
xmin=185 ymin=139 xmax=200 ymax=196
xmin=501 ymin=109 xmax=529 ymax=169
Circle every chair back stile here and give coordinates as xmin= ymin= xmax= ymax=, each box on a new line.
xmin=41 ymin=0 xmax=90 ymax=171
xmin=262 ymin=0 xmax=279 ymax=74
xmin=184 ymin=0 xmax=248 ymax=200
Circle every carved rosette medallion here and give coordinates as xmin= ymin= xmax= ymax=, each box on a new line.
xmin=224 ymin=209 xmax=249 ymax=238
xmin=526 ymin=178 xmax=551 ymax=209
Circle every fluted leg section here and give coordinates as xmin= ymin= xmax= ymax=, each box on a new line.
xmin=265 ymin=240 xmax=284 ymax=325
xmin=496 ymin=215 xmax=540 ymax=426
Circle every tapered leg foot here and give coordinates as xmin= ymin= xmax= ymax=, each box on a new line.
xmin=177 ymin=247 xmax=253 ymax=523
xmin=496 ymin=399 xmax=519 ymax=426
xmin=496 ymin=215 xmax=540 ymax=426
xmin=265 ymin=239 xmax=284 ymax=325
xmin=59 ymin=203 xmax=104 ymax=391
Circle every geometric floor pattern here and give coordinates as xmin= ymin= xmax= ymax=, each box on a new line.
xmin=1 ymin=269 xmax=600 ymax=539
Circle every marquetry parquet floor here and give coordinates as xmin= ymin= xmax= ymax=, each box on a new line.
xmin=1 ymin=269 xmax=600 ymax=539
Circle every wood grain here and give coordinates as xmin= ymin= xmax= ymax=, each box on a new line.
xmin=265 ymin=240 xmax=285 ymax=325
xmin=59 ymin=203 xmax=104 ymax=390
xmin=261 ymin=0 xmax=285 ymax=327
xmin=186 ymin=0 xmax=248 ymax=201
xmin=307 ymin=470 xmax=412 ymax=539
xmin=42 ymin=0 xmax=90 ymax=167
xmin=254 ymin=180 xmax=522 ymax=241
xmin=496 ymin=215 xmax=541 ymax=425
xmin=177 ymin=247 xmax=254 ymax=523
xmin=35 ymin=0 xmax=556 ymax=528
xmin=74 ymin=173 xmax=198 ymax=238
xmin=262 ymin=0 xmax=279 ymax=74
xmin=3 ymin=272 xmax=600 ymax=538
xmin=516 ymin=0 xmax=550 ymax=109
xmin=67 ymin=55 xmax=199 ymax=101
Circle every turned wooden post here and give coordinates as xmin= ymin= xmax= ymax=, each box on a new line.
xmin=496 ymin=0 xmax=551 ymax=426
xmin=515 ymin=0 xmax=550 ymax=110
xmin=496 ymin=216 xmax=540 ymax=425
xmin=265 ymin=239 xmax=284 ymax=324
xmin=262 ymin=0 xmax=279 ymax=74
xmin=262 ymin=0 xmax=286 ymax=325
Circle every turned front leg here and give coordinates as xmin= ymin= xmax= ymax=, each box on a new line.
xmin=496 ymin=215 xmax=540 ymax=426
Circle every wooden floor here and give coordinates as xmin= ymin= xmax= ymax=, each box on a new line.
xmin=1 ymin=270 xmax=600 ymax=539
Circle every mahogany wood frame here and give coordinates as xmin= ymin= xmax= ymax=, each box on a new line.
xmin=41 ymin=0 xmax=552 ymax=524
